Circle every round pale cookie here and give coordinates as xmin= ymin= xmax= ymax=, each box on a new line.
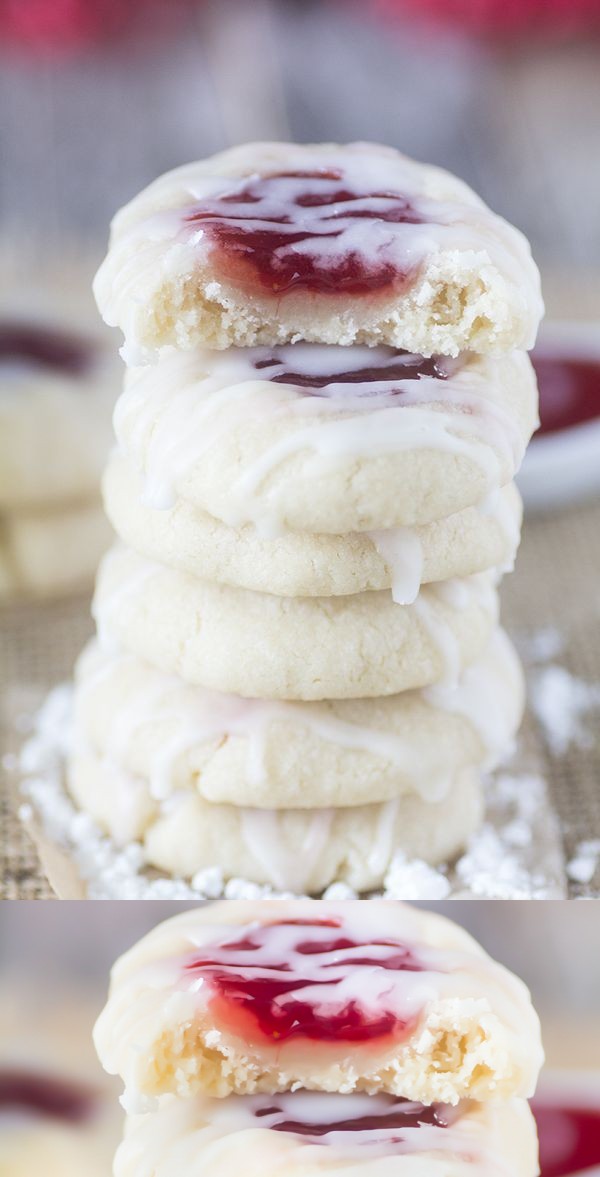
xmin=93 ymin=141 xmax=543 ymax=362
xmin=0 ymin=247 xmax=118 ymax=505
xmin=0 ymin=335 xmax=116 ymax=511
xmin=93 ymin=900 xmax=544 ymax=1104
xmin=115 ymin=1093 xmax=539 ymax=1177
xmin=0 ymin=249 xmax=119 ymax=509
xmin=0 ymin=990 xmax=119 ymax=1177
xmin=92 ymin=546 xmax=499 ymax=700
xmin=67 ymin=747 xmax=483 ymax=892
xmin=114 ymin=345 xmax=536 ymax=534
xmin=0 ymin=500 xmax=112 ymax=601
xmin=73 ymin=629 xmax=523 ymax=809
xmin=104 ymin=455 xmax=522 ymax=600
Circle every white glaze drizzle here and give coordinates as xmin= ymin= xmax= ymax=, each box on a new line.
xmin=182 ymin=918 xmax=442 ymax=1019
xmin=415 ymin=574 xmax=497 ymax=688
xmin=91 ymin=549 xmax=162 ymax=653
xmin=411 ymin=587 xmax=462 ymax=688
xmin=359 ymin=485 xmax=517 ymax=606
xmin=477 ymin=486 xmax=521 ymax=573
xmin=194 ymin=1091 xmax=475 ymax=1160
xmin=70 ymin=745 xmax=152 ymax=846
xmin=174 ymin=908 xmax=536 ymax=1043
xmin=424 ymin=629 xmax=522 ymax=769
xmin=239 ymin=809 xmax=333 ymax=892
xmin=180 ymin=169 xmax=438 ymax=280
xmin=365 ymin=527 xmax=424 ymax=605
xmin=432 ymin=578 xmax=472 ymax=610
xmin=366 ymin=798 xmax=401 ymax=876
xmin=226 ymin=384 xmax=518 ymax=537
xmin=108 ymin=761 xmax=152 ymax=845
xmin=116 ymin=1090 xmax=524 ymax=1177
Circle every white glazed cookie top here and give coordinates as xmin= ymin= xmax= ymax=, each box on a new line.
xmin=191 ymin=1091 xmax=471 ymax=1157
xmin=115 ymin=1093 xmax=540 ymax=1177
xmin=0 ymin=314 xmax=119 ymax=509
xmin=97 ymin=141 xmax=542 ymax=343
xmin=94 ymin=900 xmax=543 ymax=1096
xmin=115 ymin=1095 xmax=539 ymax=1177
xmin=114 ymin=345 xmax=534 ymax=534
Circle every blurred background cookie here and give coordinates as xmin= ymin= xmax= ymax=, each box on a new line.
xmin=0 ymin=983 xmax=120 ymax=1177
xmin=0 ymin=247 xmax=119 ymax=602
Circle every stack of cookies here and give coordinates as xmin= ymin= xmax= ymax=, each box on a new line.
xmin=68 ymin=142 xmax=542 ymax=893
xmin=94 ymin=900 xmax=543 ymax=1177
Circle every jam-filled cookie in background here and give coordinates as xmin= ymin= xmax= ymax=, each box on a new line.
xmin=0 ymin=254 xmax=118 ymax=600
xmin=0 ymin=988 xmax=120 ymax=1177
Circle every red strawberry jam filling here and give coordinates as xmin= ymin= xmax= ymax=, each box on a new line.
xmin=531 ymin=352 xmax=600 ymax=435
xmin=255 ymin=1095 xmax=459 ymax=1139
xmin=184 ymin=917 xmax=428 ymax=1047
xmin=184 ymin=170 xmax=429 ymax=297
xmin=0 ymin=1068 xmax=96 ymax=1123
xmin=254 ymin=346 xmax=455 ymax=394
xmin=0 ymin=322 xmax=94 ymax=376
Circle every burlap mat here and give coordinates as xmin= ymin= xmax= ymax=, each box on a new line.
xmin=1 ymin=497 xmax=600 ymax=899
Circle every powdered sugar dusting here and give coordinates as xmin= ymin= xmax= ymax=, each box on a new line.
xmin=516 ymin=625 xmax=565 ymax=665
xmin=566 ymin=840 xmax=600 ymax=886
xmin=530 ymin=665 xmax=600 ymax=757
xmin=15 ymin=684 xmax=566 ymax=900
xmin=383 ymin=856 xmax=451 ymax=900
xmin=455 ymin=775 xmax=554 ymax=898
